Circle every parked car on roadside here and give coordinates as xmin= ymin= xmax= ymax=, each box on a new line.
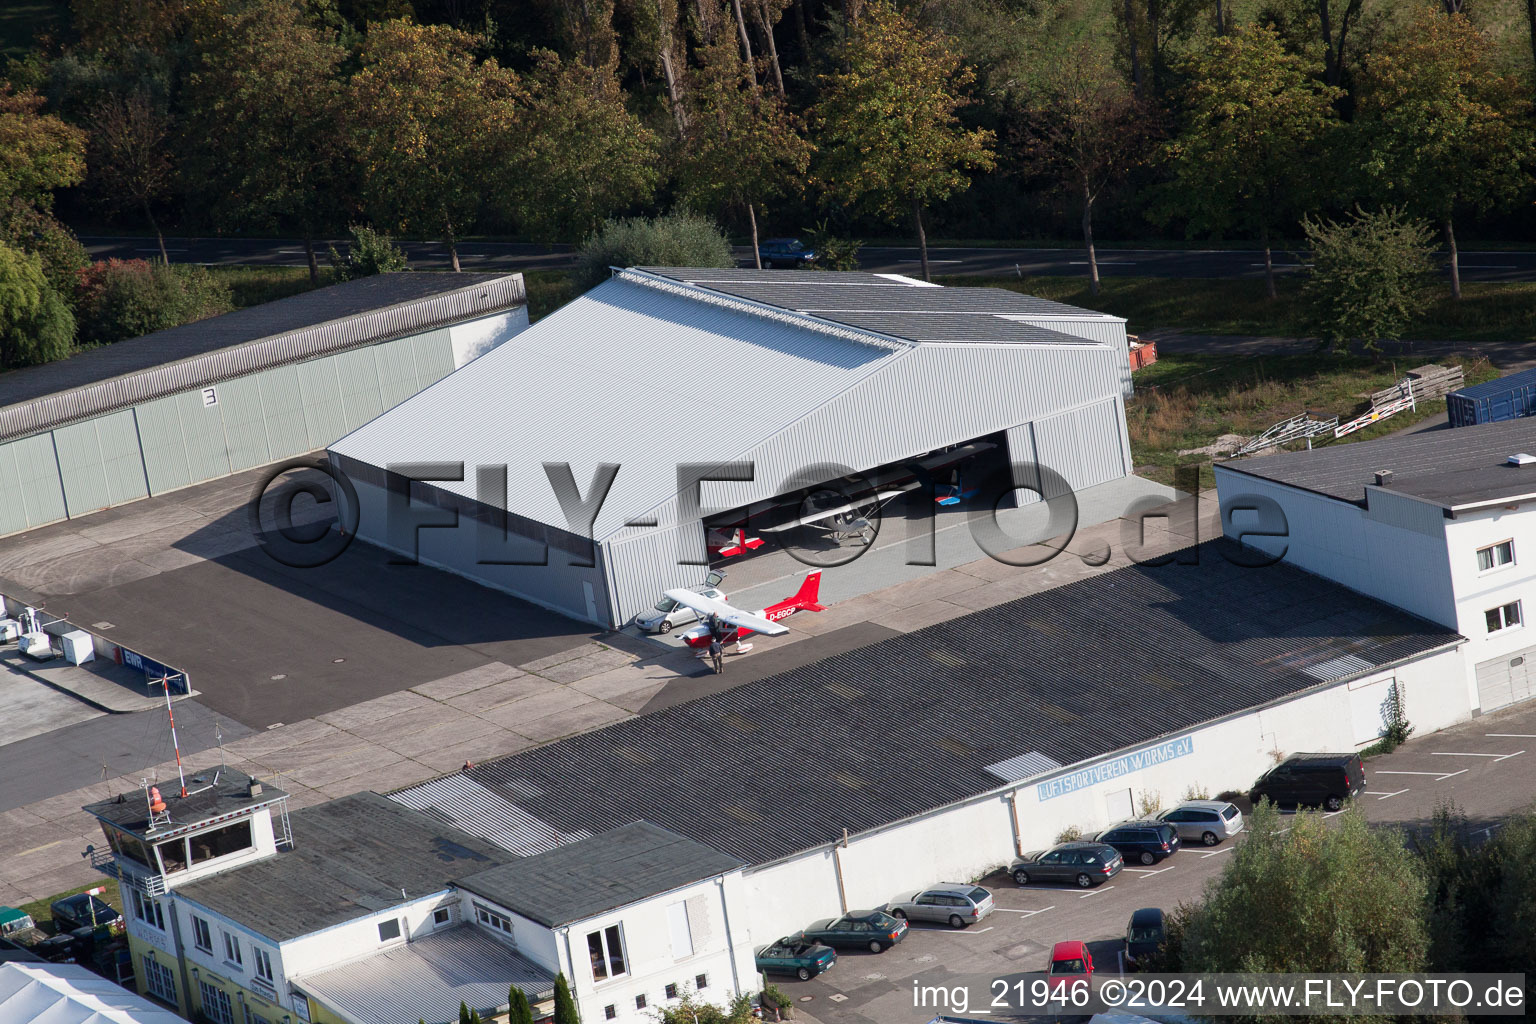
xmin=1011 ymin=842 xmax=1123 ymax=888
xmin=50 ymin=893 xmax=123 ymax=935
xmin=1157 ymin=800 xmax=1244 ymax=846
xmin=887 ymin=884 xmax=995 ymax=928
xmin=1046 ymin=940 xmax=1094 ymax=992
xmin=755 ymin=935 xmax=837 ymax=980
xmin=1249 ymin=752 xmax=1366 ymax=811
xmin=802 ymin=910 xmax=908 ymax=953
xmin=1124 ymin=907 xmax=1166 ymax=967
xmin=1093 ymin=820 xmax=1180 ymax=865
xmin=757 ymin=238 xmax=817 ymax=268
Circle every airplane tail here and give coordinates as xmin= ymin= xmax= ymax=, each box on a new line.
xmin=788 ymin=570 xmax=824 ymax=612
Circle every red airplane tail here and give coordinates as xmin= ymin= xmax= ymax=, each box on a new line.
xmin=785 ymin=570 xmax=824 ymax=612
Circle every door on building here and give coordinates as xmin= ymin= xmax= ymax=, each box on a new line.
xmin=1476 ymin=649 xmax=1536 ymax=712
xmin=1105 ymin=787 xmax=1134 ymax=823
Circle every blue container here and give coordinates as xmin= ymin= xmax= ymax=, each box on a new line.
xmin=1447 ymin=367 xmax=1536 ymax=427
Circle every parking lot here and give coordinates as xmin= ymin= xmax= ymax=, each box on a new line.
xmin=788 ymin=697 xmax=1536 ymax=1024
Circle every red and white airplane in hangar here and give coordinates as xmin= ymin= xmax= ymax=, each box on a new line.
xmin=667 ymin=571 xmax=824 ymax=654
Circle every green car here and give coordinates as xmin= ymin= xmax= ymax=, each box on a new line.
xmin=755 ymin=935 xmax=837 ymax=981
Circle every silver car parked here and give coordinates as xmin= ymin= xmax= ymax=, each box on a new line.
xmin=1157 ymin=800 xmax=1244 ymax=846
xmin=886 ymin=883 xmax=995 ymax=929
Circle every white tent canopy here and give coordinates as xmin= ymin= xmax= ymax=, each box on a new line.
xmin=0 ymin=962 xmax=185 ymax=1024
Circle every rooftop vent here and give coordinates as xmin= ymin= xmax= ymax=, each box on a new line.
xmin=1508 ymin=453 xmax=1536 ymax=466
xmin=1374 ymin=470 xmax=1394 ymax=486
xmin=247 ymin=780 xmax=263 ymax=797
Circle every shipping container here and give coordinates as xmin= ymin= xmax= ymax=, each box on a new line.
xmin=1447 ymin=367 xmax=1536 ymax=427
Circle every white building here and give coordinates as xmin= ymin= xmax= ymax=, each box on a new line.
xmin=328 ymin=267 xmax=1139 ymax=628
xmin=83 ymin=777 xmax=755 ymax=1024
xmin=389 ymin=544 xmax=1473 ymax=951
xmin=1215 ymin=417 xmax=1536 ymax=714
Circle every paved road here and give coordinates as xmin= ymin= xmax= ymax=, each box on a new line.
xmin=80 ymin=236 xmax=1536 ymax=281
xmin=796 ymin=698 xmax=1536 ymax=1024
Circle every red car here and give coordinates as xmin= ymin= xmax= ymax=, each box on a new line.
xmin=1047 ymin=940 xmax=1094 ymax=992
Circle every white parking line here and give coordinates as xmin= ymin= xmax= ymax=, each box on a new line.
xmin=994 ymin=906 xmax=1054 ymax=916
xmin=1432 ymin=750 xmax=1525 ymax=761
xmin=962 ymin=926 xmax=995 ymax=935
xmin=1460 ymin=265 xmax=1518 ymax=269
xmin=1487 ymin=733 xmax=1536 ymax=738
xmin=897 ymin=259 xmax=963 ymax=263
xmin=1070 ymin=261 xmax=1137 ymax=265
xmin=1132 ymin=866 xmax=1175 ymax=878
xmin=1201 ymin=846 xmax=1235 ymax=858
xmin=1322 ymin=810 xmax=1344 ymax=819
xmin=1373 ymin=789 xmax=1411 ymax=800
xmin=1376 ymin=769 xmax=1469 ymax=782
xmin=1079 ymin=885 xmax=1115 ymax=899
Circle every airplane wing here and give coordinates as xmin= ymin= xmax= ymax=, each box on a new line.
xmin=758 ymin=487 xmax=916 ymax=532
xmin=662 ymin=589 xmax=789 ymax=635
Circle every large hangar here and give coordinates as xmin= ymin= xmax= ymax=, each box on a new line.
xmin=328 ymin=268 xmax=1136 ymax=627
xmin=0 ymin=272 xmax=527 ymax=537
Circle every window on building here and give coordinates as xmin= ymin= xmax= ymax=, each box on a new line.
xmin=254 ymin=946 xmax=274 ymax=983
xmin=635 ymin=995 xmax=648 ymax=1010
xmin=1487 ymin=600 xmax=1523 ymax=632
xmin=665 ymin=984 xmax=678 ymax=1000
xmin=189 ymin=821 xmax=254 ymax=864
xmin=473 ymin=903 xmax=514 ymax=939
xmin=156 ymin=838 xmax=187 ymax=874
xmin=103 ymin=826 xmax=154 ymax=869
xmin=223 ymin=930 xmax=244 ymax=968
xmin=142 ymin=955 xmax=176 ymax=1004
xmin=378 ymin=918 xmax=402 ymax=943
xmin=433 ymin=907 xmax=451 ymax=927
xmin=696 ymin=974 xmax=708 ymax=990
xmin=192 ymin=916 xmax=213 ymax=953
xmin=1478 ymin=540 xmax=1516 ymax=572
xmin=199 ymin=980 xmax=235 ymax=1024
xmin=605 ymin=1006 xmax=617 ymax=1020
xmin=587 ymin=924 xmax=628 ymax=981
xmin=130 ymin=891 xmax=165 ymax=931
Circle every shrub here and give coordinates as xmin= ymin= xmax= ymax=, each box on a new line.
xmin=803 ymin=220 xmax=862 ymax=272
xmin=0 ymin=240 xmax=74 ymax=368
xmin=74 ymin=259 xmax=232 ymax=346
xmin=1182 ymin=783 xmax=1212 ymax=801
xmin=328 ymin=224 xmax=408 ymax=282
xmin=1301 ymin=205 xmax=1436 ymax=351
xmin=1136 ymin=790 xmax=1164 ymax=816
xmin=1055 ymin=824 xmax=1085 ymax=843
xmin=573 ymin=211 xmax=734 ymax=292
xmin=1 ymin=203 xmax=89 ymax=301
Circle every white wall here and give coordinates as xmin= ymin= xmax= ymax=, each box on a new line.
xmin=557 ymin=874 xmax=757 ymax=1024
xmin=734 ymin=648 xmax=1472 ymax=948
xmin=451 ymin=308 xmax=530 ymax=367
xmin=1214 ymin=469 xmax=1458 ymax=628
xmin=1445 ymin=505 xmax=1536 ymax=702
xmin=280 ymin=892 xmax=453 ymax=977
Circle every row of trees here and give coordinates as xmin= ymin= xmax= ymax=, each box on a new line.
xmin=14 ymin=0 xmax=1536 ymax=297
xmin=1160 ymin=802 xmax=1536 ymax=1001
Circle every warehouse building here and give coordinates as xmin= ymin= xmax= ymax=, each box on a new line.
xmin=328 ymin=268 xmax=1137 ymax=628
xmin=387 ymin=544 xmax=1471 ymax=954
xmin=0 ymin=272 xmax=527 ymax=538
xmin=1216 ymin=416 xmax=1536 ymax=714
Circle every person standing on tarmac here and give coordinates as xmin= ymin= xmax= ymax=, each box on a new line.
xmin=706 ymin=613 xmax=727 ymax=674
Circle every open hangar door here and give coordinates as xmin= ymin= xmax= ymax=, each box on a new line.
xmin=688 ymin=435 xmax=1012 ymax=602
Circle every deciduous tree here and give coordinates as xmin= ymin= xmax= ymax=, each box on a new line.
xmin=509 ymin=52 xmax=659 ymax=243
xmin=1023 ymin=36 xmax=1149 ymax=296
xmin=0 ymin=87 xmax=86 ymax=215
xmin=86 ymin=91 xmax=174 ymax=265
xmin=182 ymin=0 xmax=349 ymax=283
xmin=0 ymin=241 xmax=73 ymax=370
xmin=812 ymin=0 xmax=994 ymax=281
xmin=1159 ymin=26 xmax=1341 ymax=299
xmin=349 ymin=20 xmax=525 ymax=271
xmin=1300 ymin=205 xmax=1435 ymax=351
xmin=677 ymin=40 xmax=812 ymax=264
xmin=1355 ymin=7 xmax=1530 ymax=299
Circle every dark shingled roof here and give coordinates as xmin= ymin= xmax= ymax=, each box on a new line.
xmin=84 ymin=768 xmax=288 ymax=842
xmin=456 ymin=822 xmax=743 ymax=927
xmin=636 ymin=267 xmax=1112 ymax=345
xmin=1218 ymin=417 xmax=1536 ymax=508
xmin=177 ymin=792 xmax=513 ymax=942
xmin=390 ymin=543 xmax=1462 ymax=868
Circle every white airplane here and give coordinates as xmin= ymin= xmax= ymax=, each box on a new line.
xmin=662 ymin=571 xmax=825 ymax=655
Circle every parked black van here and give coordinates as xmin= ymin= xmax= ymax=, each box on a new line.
xmin=1250 ymin=753 xmax=1366 ymax=810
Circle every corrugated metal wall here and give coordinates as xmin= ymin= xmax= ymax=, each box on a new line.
xmin=600 ymin=342 xmax=1131 ymax=625
xmin=0 ymin=326 xmax=458 ymax=537
xmin=1012 ymin=317 xmax=1131 ymax=397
